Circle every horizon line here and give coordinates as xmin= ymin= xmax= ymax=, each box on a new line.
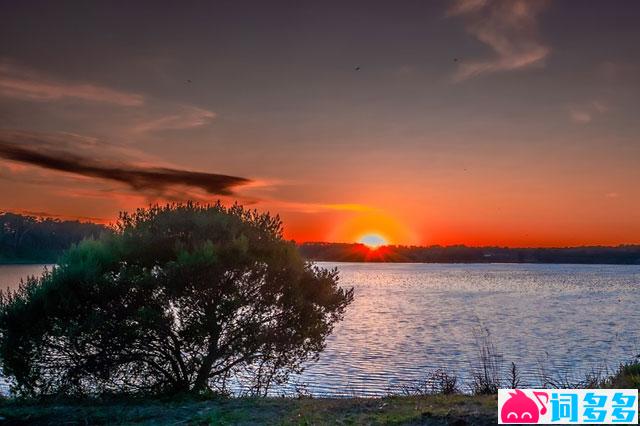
xmin=297 ymin=241 xmax=640 ymax=250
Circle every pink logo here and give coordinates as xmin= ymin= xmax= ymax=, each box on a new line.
xmin=501 ymin=389 xmax=548 ymax=423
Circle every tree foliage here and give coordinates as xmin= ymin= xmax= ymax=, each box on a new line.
xmin=0 ymin=212 xmax=107 ymax=263
xmin=0 ymin=203 xmax=353 ymax=396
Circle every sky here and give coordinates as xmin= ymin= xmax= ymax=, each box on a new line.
xmin=1 ymin=0 xmax=639 ymax=247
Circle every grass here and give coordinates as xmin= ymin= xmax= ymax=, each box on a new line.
xmin=3 ymin=362 xmax=638 ymax=425
xmin=0 ymin=394 xmax=498 ymax=425
xmin=1 ymin=362 xmax=638 ymax=424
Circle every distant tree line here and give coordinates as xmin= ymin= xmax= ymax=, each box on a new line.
xmin=3 ymin=211 xmax=640 ymax=265
xmin=0 ymin=212 xmax=108 ymax=263
xmin=298 ymin=242 xmax=640 ymax=265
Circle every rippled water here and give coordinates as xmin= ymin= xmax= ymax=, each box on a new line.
xmin=0 ymin=264 xmax=51 ymax=292
xmin=285 ymin=262 xmax=640 ymax=396
xmin=1 ymin=262 xmax=639 ymax=397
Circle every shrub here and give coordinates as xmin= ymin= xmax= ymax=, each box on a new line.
xmin=399 ymin=369 xmax=459 ymax=396
xmin=508 ymin=362 xmax=521 ymax=389
xmin=606 ymin=361 xmax=640 ymax=389
xmin=469 ymin=327 xmax=502 ymax=395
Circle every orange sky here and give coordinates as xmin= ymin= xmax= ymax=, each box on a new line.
xmin=1 ymin=1 xmax=640 ymax=247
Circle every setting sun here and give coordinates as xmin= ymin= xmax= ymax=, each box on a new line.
xmin=358 ymin=234 xmax=387 ymax=248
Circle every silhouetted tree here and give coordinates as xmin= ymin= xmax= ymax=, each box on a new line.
xmin=0 ymin=203 xmax=353 ymax=396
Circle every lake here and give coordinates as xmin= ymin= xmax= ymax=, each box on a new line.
xmin=1 ymin=262 xmax=639 ymax=396
xmin=0 ymin=264 xmax=52 ymax=292
xmin=287 ymin=262 xmax=640 ymax=396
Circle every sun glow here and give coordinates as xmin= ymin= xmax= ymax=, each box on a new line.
xmin=358 ymin=233 xmax=388 ymax=248
xmin=327 ymin=211 xmax=415 ymax=247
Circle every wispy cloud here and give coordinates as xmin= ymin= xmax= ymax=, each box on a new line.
xmin=0 ymin=60 xmax=144 ymax=106
xmin=569 ymin=109 xmax=592 ymax=124
xmin=569 ymin=100 xmax=608 ymax=124
xmin=0 ymin=131 xmax=250 ymax=196
xmin=132 ymin=106 xmax=216 ymax=133
xmin=0 ymin=59 xmax=218 ymax=136
xmin=449 ymin=0 xmax=550 ymax=81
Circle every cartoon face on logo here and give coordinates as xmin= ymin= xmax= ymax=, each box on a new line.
xmin=501 ymin=389 xmax=548 ymax=423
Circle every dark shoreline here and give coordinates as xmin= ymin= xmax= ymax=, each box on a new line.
xmin=3 ymin=244 xmax=640 ymax=266
xmin=299 ymin=243 xmax=640 ymax=265
xmin=0 ymin=395 xmax=498 ymax=425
